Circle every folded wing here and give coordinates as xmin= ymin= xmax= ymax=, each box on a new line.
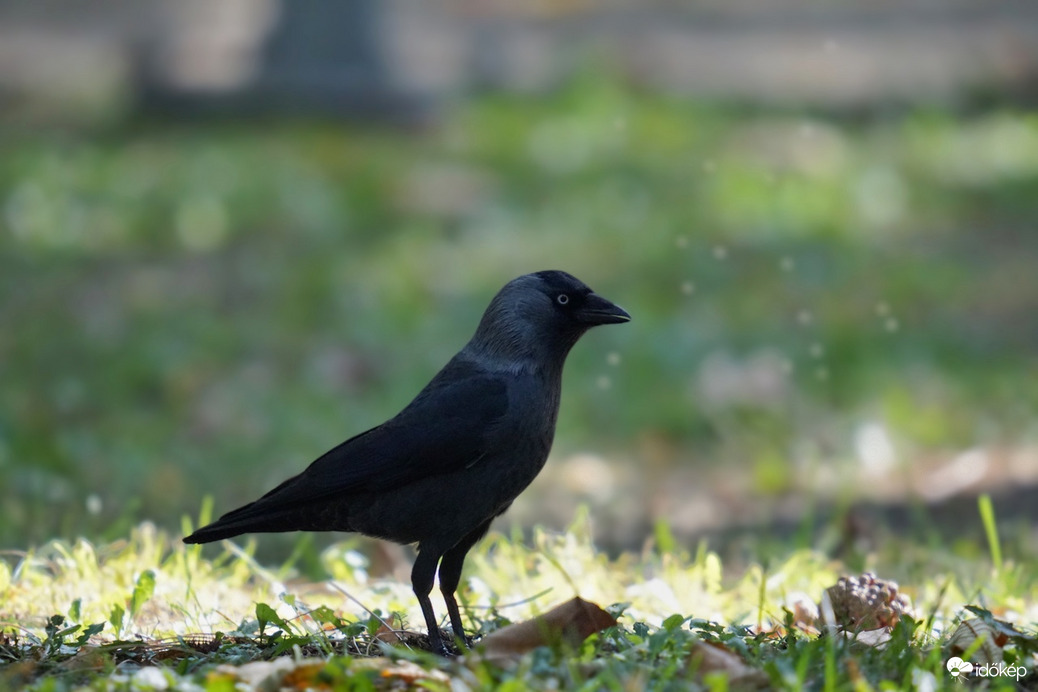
xmin=184 ymin=360 xmax=510 ymax=543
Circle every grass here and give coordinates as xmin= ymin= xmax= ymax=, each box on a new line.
xmin=1 ymin=501 xmax=1036 ymax=690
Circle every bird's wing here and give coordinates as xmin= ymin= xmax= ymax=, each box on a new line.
xmin=224 ymin=360 xmax=510 ymax=516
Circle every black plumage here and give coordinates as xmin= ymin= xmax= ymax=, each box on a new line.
xmin=184 ymin=270 xmax=630 ymax=654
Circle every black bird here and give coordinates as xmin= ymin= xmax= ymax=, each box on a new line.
xmin=184 ymin=270 xmax=630 ymax=654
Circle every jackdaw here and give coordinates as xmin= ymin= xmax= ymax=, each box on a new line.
xmin=184 ymin=270 xmax=630 ymax=654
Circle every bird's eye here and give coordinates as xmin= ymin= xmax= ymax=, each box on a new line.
xmin=556 ymin=293 xmax=570 ymax=305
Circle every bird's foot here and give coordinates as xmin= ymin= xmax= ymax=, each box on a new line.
xmin=425 ymin=628 xmax=464 ymax=657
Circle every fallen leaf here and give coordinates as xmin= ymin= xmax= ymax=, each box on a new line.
xmin=786 ymin=591 xmax=819 ymax=629
xmin=848 ymin=628 xmax=891 ymax=648
xmin=372 ymin=615 xmax=407 ymax=644
xmin=0 ymin=660 xmax=38 ymax=689
xmin=213 ymin=658 xmax=447 ymax=691
xmin=59 ymin=645 xmax=111 ymax=672
xmin=687 ymin=641 xmax=770 ymax=689
xmin=472 ymin=597 xmax=616 ymax=662
xmin=215 ymin=658 xmax=297 ymax=689
xmin=354 ymin=658 xmax=451 ymax=685
xmin=963 ymin=605 xmax=1030 ymax=647
xmin=947 ymin=618 xmax=1004 ymax=665
xmin=282 ymin=661 xmax=349 ymax=689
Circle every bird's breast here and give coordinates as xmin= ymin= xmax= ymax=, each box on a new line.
xmin=485 ymin=372 xmax=561 ymax=480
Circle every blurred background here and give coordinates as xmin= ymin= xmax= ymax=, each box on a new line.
xmin=2 ymin=0 xmax=1037 ymax=572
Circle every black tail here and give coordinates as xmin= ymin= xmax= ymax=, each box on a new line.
xmin=183 ymin=471 xmax=353 ymax=544
xmin=183 ymin=523 xmax=245 ymax=544
xmin=183 ymin=500 xmax=304 ymax=544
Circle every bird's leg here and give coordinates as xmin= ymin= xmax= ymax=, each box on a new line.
xmin=437 ymin=520 xmax=493 ymax=646
xmin=437 ymin=555 xmax=468 ymax=644
xmin=411 ymin=548 xmax=449 ymax=655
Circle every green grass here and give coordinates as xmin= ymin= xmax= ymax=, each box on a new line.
xmin=1 ymin=81 xmax=1037 ymax=551
xmin=2 ymin=505 xmax=1036 ymax=690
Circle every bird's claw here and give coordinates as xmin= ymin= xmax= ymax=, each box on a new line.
xmin=424 ymin=629 xmax=455 ymax=657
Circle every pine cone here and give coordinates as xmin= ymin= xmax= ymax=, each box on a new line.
xmin=824 ymin=572 xmax=911 ymax=630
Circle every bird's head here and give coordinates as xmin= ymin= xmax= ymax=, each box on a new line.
xmin=469 ymin=270 xmax=630 ymax=369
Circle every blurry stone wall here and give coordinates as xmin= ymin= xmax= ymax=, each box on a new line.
xmin=0 ymin=0 xmax=1036 ymax=122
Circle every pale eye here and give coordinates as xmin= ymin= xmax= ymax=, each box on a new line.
xmin=556 ymin=293 xmax=570 ymax=305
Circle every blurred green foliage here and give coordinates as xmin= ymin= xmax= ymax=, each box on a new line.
xmin=1 ymin=78 xmax=1036 ymax=549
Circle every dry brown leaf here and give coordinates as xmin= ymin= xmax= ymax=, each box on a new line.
xmin=352 ymin=658 xmax=452 ymax=685
xmin=792 ymin=596 xmax=819 ymax=627
xmin=215 ymin=658 xmax=298 ymax=689
xmin=0 ymin=660 xmax=38 ymax=689
xmin=372 ymin=615 xmax=408 ymax=644
xmin=786 ymin=592 xmax=820 ymax=630
xmin=210 ymin=657 xmax=450 ymax=691
xmin=281 ymin=661 xmax=349 ymax=689
xmin=58 ymin=645 xmax=111 ymax=672
xmin=947 ymin=618 xmax=1005 ymax=665
xmin=687 ymin=641 xmax=770 ymax=689
xmin=472 ymin=596 xmax=617 ymax=662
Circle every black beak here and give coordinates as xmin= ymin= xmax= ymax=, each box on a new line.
xmin=578 ymin=292 xmax=632 ymax=326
